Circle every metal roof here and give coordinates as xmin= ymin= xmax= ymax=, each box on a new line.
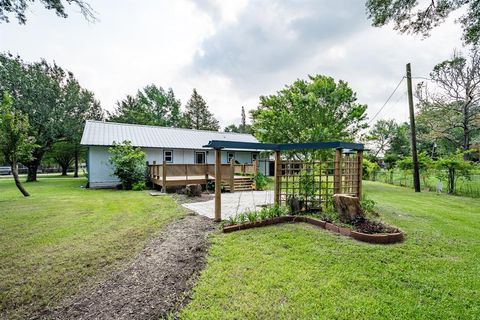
xmin=80 ymin=120 xmax=258 ymax=150
xmin=204 ymin=140 xmax=364 ymax=151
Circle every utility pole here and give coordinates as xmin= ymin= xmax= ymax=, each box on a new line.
xmin=406 ymin=63 xmax=421 ymax=192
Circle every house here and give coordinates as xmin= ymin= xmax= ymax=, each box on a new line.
xmin=80 ymin=120 xmax=264 ymax=188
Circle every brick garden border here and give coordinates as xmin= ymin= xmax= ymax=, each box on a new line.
xmin=223 ymin=215 xmax=404 ymax=245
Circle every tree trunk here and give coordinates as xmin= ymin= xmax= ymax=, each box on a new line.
xmin=11 ymin=162 xmax=30 ymax=197
xmin=26 ymin=163 xmax=39 ymax=182
xmin=74 ymin=150 xmax=79 ymax=178
xmin=61 ymin=165 xmax=68 ymax=176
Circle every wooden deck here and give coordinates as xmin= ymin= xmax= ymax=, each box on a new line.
xmin=148 ymin=162 xmax=257 ymax=191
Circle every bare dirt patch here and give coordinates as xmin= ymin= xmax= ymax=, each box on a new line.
xmin=41 ymin=214 xmax=217 ymax=320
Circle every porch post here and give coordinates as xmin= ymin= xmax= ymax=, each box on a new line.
xmin=357 ymin=150 xmax=363 ymax=198
xmin=230 ymin=158 xmax=235 ymax=193
xmin=162 ymin=160 xmax=167 ymax=193
xmin=214 ymin=148 xmax=222 ymax=221
xmin=334 ymin=148 xmax=343 ymax=194
xmin=274 ymin=150 xmax=281 ymax=206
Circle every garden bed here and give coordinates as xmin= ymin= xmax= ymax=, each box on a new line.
xmin=223 ymin=215 xmax=404 ymax=244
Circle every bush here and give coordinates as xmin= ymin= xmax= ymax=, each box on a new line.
xmin=132 ymin=181 xmax=146 ymax=191
xmin=253 ymin=172 xmax=268 ymax=190
xmin=108 ymin=140 xmax=147 ymax=190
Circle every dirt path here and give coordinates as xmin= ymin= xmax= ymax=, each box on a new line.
xmin=42 ymin=214 xmax=216 ymax=320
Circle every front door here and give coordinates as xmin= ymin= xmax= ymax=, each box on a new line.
xmin=195 ymin=151 xmax=206 ymax=164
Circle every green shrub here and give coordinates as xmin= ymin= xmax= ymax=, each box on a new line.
xmin=108 ymin=141 xmax=147 ymax=190
xmin=253 ymin=172 xmax=268 ymax=190
xmin=247 ymin=210 xmax=258 ymax=222
xmin=360 ymin=193 xmax=377 ymax=216
xmin=132 ymin=181 xmax=146 ymax=191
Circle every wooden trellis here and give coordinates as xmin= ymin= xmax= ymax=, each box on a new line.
xmin=276 ymin=149 xmax=363 ymax=209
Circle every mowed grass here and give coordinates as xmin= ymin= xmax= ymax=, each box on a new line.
xmin=180 ymin=181 xmax=480 ymax=319
xmin=0 ymin=177 xmax=185 ymax=319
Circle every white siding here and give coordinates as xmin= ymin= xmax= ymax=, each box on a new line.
xmin=87 ymin=146 xmax=257 ymax=188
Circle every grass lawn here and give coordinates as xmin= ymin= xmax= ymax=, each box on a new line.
xmin=0 ymin=176 xmax=185 ymax=319
xmin=180 ymin=181 xmax=480 ymax=319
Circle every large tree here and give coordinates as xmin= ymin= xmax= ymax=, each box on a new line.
xmin=366 ymin=0 xmax=480 ymax=45
xmin=251 ymin=75 xmax=367 ymax=144
xmin=182 ymin=89 xmax=220 ymax=131
xmin=0 ymin=92 xmax=35 ymax=196
xmin=108 ymin=85 xmax=181 ymax=127
xmin=0 ymin=53 xmax=103 ymax=181
xmin=224 ymin=106 xmax=252 ymax=133
xmin=366 ymin=119 xmax=399 ymax=158
xmin=0 ymin=0 xmax=95 ymax=24
xmin=59 ymin=75 xmax=103 ymax=177
xmin=416 ymin=49 xmax=480 ymax=159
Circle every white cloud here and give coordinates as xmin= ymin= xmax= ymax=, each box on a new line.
xmin=0 ymin=0 xmax=465 ymax=128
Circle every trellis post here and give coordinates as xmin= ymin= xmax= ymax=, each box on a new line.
xmin=334 ymin=148 xmax=343 ymax=194
xmin=214 ymin=149 xmax=222 ymax=222
xmin=274 ymin=150 xmax=281 ymax=205
xmin=357 ymin=150 xmax=363 ymax=198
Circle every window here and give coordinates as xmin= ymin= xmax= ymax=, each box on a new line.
xmin=195 ymin=151 xmax=206 ymax=164
xmin=251 ymin=153 xmax=258 ymax=162
xmin=164 ymin=150 xmax=173 ymax=163
xmin=227 ymin=152 xmax=235 ymax=163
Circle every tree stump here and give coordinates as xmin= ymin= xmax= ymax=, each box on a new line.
xmin=333 ymin=194 xmax=364 ymax=223
xmin=185 ymin=184 xmax=202 ymax=197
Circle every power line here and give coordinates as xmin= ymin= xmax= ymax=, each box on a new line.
xmin=368 ymin=76 xmax=405 ymax=125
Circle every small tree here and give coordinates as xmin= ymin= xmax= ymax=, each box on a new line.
xmin=0 ymin=92 xmax=35 ymax=196
xmin=108 ymin=141 xmax=147 ymax=190
xmin=49 ymin=141 xmax=75 ymax=176
xmin=435 ymin=152 xmax=474 ymax=194
xmin=182 ymin=89 xmax=220 ymax=131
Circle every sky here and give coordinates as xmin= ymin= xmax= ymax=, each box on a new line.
xmin=0 ymin=0 xmax=464 ymax=128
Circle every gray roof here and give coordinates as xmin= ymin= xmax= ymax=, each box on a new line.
xmin=80 ymin=120 xmax=258 ymax=150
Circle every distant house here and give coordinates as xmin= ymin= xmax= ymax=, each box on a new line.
xmin=80 ymin=120 xmax=264 ymax=188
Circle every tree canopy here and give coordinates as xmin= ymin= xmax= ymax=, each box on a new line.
xmin=416 ymin=48 xmax=480 ymax=158
xmin=108 ymin=85 xmax=182 ymax=127
xmin=251 ymin=75 xmax=367 ymax=144
xmin=0 ymin=53 xmax=103 ymax=181
xmin=0 ymin=92 xmax=35 ymax=196
xmin=366 ymin=0 xmax=480 ymax=45
xmin=182 ymin=89 xmax=220 ymax=131
xmin=0 ymin=0 xmax=95 ymax=24
xmin=224 ymin=106 xmax=252 ymax=133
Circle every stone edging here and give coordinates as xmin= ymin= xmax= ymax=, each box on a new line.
xmin=223 ymin=215 xmax=404 ymax=244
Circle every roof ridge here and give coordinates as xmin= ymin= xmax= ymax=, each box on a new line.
xmin=85 ymin=120 xmax=254 ymax=136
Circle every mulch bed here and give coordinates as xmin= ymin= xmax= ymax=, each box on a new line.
xmin=39 ymin=214 xmax=217 ymax=320
xmin=223 ymin=216 xmax=404 ymax=244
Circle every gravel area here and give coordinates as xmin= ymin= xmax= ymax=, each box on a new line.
xmin=182 ymin=190 xmax=274 ymax=220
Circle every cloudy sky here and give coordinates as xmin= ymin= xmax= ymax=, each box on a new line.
xmin=0 ymin=0 xmax=463 ymax=128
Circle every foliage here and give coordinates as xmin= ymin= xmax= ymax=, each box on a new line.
xmin=182 ymin=89 xmax=219 ymax=131
xmin=181 ymin=182 xmax=480 ymax=319
xmin=253 ymin=172 xmax=268 ymax=191
xmin=366 ymin=0 xmax=480 ymax=45
xmin=0 ymin=177 xmax=184 ymax=319
xmin=363 ymin=158 xmax=381 ymax=181
xmin=251 ymin=74 xmax=367 ymax=144
xmin=0 ymin=0 xmax=95 ymax=24
xmin=108 ymin=141 xmax=147 ymax=190
xmin=298 ymin=168 xmax=317 ymax=202
xmin=365 ymin=119 xmax=398 ymax=158
xmin=45 ymin=141 xmax=75 ymax=175
xmin=360 ymin=193 xmax=376 ymax=215
xmin=435 ymin=151 xmax=474 ymax=194
xmin=416 ymin=49 xmax=480 ymax=158
xmin=108 ymin=85 xmax=181 ymax=127
xmin=132 ymin=181 xmax=146 ymax=191
xmin=0 ymin=53 xmax=103 ymax=181
xmin=0 ymin=92 xmax=35 ymax=196
xmin=224 ymin=106 xmax=252 ymax=134
xmin=246 ymin=210 xmax=258 ymax=223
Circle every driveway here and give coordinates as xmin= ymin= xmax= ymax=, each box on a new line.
xmin=182 ymin=190 xmax=274 ymax=220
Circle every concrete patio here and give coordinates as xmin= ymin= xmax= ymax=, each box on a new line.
xmin=182 ymin=191 xmax=274 ymax=220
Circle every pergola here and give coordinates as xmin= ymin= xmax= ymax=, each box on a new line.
xmin=203 ymin=140 xmax=365 ymax=222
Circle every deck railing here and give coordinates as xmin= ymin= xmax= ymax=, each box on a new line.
xmin=148 ymin=160 xmax=258 ymax=190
